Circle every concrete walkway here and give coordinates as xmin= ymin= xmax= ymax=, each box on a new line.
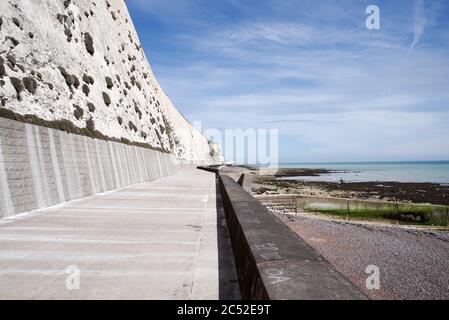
xmin=0 ymin=168 xmax=237 ymax=299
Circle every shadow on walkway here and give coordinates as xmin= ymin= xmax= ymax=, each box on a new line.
xmin=215 ymin=178 xmax=241 ymax=300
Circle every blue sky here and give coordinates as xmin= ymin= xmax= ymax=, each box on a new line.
xmin=127 ymin=0 xmax=449 ymax=163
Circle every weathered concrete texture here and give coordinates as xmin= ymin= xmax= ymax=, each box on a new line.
xmin=0 ymin=168 xmax=229 ymax=300
xmin=0 ymin=117 xmax=177 ymax=218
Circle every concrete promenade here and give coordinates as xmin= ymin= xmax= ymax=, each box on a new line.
xmin=0 ymin=168 xmax=234 ymax=299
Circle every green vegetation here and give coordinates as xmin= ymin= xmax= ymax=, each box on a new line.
xmin=0 ymin=107 xmax=169 ymax=153
xmin=304 ymin=203 xmax=449 ymax=226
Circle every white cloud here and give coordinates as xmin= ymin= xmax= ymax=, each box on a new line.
xmin=407 ymin=0 xmax=427 ymax=56
xmin=128 ymin=0 xmax=449 ymax=161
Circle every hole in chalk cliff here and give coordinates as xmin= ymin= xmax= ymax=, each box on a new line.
xmin=16 ymin=64 xmax=25 ymax=73
xmin=128 ymin=121 xmax=138 ymax=132
xmin=73 ymin=104 xmax=84 ymax=120
xmin=102 ymin=92 xmax=111 ymax=106
xmin=0 ymin=62 xmax=6 ymax=78
xmin=83 ymin=74 xmax=94 ymax=85
xmin=87 ymin=102 xmax=95 ymax=113
xmin=9 ymin=77 xmax=24 ymax=100
xmin=82 ymin=84 xmax=90 ymax=96
xmin=4 ymin=34 xmax=19 ymax=47
xmin=105 ymin=76 xmax=113 ymax=89
xmin=73 ymin=75 xmax=80 ymax=89
xmin=56 ymin=14 xmax=68 ymax=24
xmin=58 ymin=67 xmax=79 ymax=91
xmin=84 ymin=32 xmax=95 ymax=56
xmin=64 ymin=28 xmax=73 ymax=42
xmin=134 ymin=105 xmax=142 ymax=119
xmin=6 ymin=54 xmax=17 ymax=68
xmin=12 ymin=17 xmax=22 ymax=29
xmin=23 ymin=77 xmax=37 ymax=94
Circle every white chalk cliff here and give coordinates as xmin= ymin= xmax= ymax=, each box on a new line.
xmin=0 ymin=0 xmax=221 ymax=162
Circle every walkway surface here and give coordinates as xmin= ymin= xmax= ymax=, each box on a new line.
xmin=0 ymin=168 xmax=237 ymax=299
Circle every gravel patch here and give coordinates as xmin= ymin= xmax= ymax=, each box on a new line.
xmin=277 ymin=213 xmax=449 ymax=300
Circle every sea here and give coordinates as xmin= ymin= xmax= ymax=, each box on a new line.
xmin=270 ymin=161 xmax=449 ymax=184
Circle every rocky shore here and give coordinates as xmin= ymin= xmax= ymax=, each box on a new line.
xmin=250 ymin=168 xmax=449 ymax=206
xmin=231 ymin=166 xmax=449 ymax=299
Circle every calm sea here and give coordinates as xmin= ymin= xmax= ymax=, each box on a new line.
xmin=273 ymin=161 xmax=449 ymax=184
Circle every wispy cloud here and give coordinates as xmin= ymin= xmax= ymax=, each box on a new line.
xmin=127 ymin=0 xmax=449 ymax=162
xmin=407 ymin=0 xmax=427 ymax=56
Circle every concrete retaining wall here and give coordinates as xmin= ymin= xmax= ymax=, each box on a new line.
xmin=0 ymin=117 xmax=177 ymax=218
xmin=217 ymin=172 xmax=367 ymax=300
xmin=255 ymin=195 xmax=297 ymax=214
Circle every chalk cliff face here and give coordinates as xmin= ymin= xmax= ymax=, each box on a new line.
xmin=0 ymin=0 xmax=221 ymax=162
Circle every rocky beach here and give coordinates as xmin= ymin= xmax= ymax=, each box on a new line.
xmin=251 ymin=168 xmax=449 ymax=206
xmin=244 ymin=166 xmax=449 ymax=299
xmin=277 ymin=212 xmax=449 ymax=300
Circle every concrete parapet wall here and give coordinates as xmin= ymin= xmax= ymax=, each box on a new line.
xmin=0 ymin=117 xmax=177 ymax=218
xmin=217 ymin=172 xmax=367 ymax=300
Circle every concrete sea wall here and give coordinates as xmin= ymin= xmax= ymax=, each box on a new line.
xmin=0 ymin=117 xmax=177 ymax=218
xmin=218 ymin=174 xmax=367 ymax=300
xmin=198 ymin=166 xmax=367 ymax=300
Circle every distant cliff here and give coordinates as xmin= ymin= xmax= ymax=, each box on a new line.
xmin=0 ymin=0 xmax=221 ymax=162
